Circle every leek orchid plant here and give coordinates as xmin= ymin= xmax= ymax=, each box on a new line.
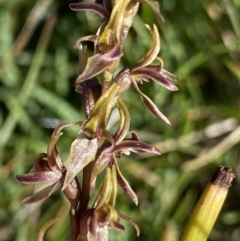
xmin=17 ymin=0 xmax=178 ymax=240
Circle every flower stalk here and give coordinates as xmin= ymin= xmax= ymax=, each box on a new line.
xmin=16 ymin=0 xmax=178 ymax=240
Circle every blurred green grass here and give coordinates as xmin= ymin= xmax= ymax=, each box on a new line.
xmin=0 ymin=0 xmax=240 ymax=240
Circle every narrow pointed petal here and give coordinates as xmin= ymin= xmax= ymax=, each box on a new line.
xmin=37 ymin=218 xmax=59 ymax=241
xmin=114 ymin=158 xmax=138 ymax=205
xmin=75 ymin=44 xmax=122 ymax=84
xmin=109 ymin=222 xmax=125 ymax=232
xmin=132 ymin=24 xmax=160 ymax=70
xmin=99 ymin=0 xmax=131 ymax=43
xmin=83 ymin=70 xmax=132 ymax=138
xmin=47 ymin=124 xmax=67 ymax=172
xmin=119 ymin=1 xmax=139 ymax=47
xmin=91 ymin=153 xmax=112 ymax=188
xmin=47 ymin=122 xmax=82 ymax=172
xmin=94 ymin=168 xmax=113 ymax=209
xmin=16 ymin=171 xmax=61 ymax=184
xmin=114 ymin=99 xmax=130 ymax=144
xmin=109 ymin=165 xmax=118 ymax=207
xmin=161 ymin=68 xmax=178 ymax=81
xmin=145 ymin=58 xmax=178 ymax=81
xmin=118 ymin=212 xmax=140 ymax=237
xmin=62 ymin=138 xmax=98 ymax=191
xmin=69 ymin=3 xmax=108 ymax=19
xmin=132 ymin=79 xmax=171 ymax=124
xmin=22 ymin=182 xmax=59 ymax=204
xmin=132 ymin=66 xmax=178 ymax=91
xmin=115 ymin=140 xmax=161 ymax=155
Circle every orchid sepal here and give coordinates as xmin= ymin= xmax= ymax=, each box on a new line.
xmin=69 ymin=3 xmax=109 ymax=19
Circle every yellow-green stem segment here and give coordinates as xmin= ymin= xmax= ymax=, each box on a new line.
xmin=181 ymin=167 xmax=235 ymax=241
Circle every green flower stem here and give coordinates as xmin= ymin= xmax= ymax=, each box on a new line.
xmin=180 ymin=167 xmax=235 ymax=241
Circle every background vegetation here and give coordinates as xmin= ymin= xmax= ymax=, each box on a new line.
xmin=0 ymin=0 xmax=239 ymax=240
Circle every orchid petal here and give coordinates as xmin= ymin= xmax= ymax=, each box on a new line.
xmin=101 ymin=129 xmax=116 ymax=153
xmin=83 ymin=70 xmax=132 ymax=137
xmin=94 ymin=168 xmax=112 ymax=209
xmin=16 ymin=171 xmax=61 ymax=184
xmin=115 ymin=140 xmax=161 ymax=155
xmin=109 ymin=221 xmax=125 ymax=232
xmin=118 ymin=212 xmax=140 ymax=237
xmin=75 ymin=44 xmax=122 ymax=84
xmin=99 ymin=0 xmax=131 ymax=43
xmin=109 ymin=165 xmax=117 ymax=207
xmin=113 ymin=157 xmax=138 ymax=205
xmin=37 ymin=218 xmax=59 ymax=241
xmin=132 ymin=78 xmax=171 ymax=124
xmin=69 ymin=3 xmax=108 ymax=19
xmin=91 ymin=153 xmax=112 ymax=189
xmin=132 ymin=65 xmax=178 ymax=91
xmin=119 ymin=1 xmax=139 ymax=47
xmin=150 ymin=58 xmax=178 ymax=82
xmin=89 ymin=69 xmax=131 ymax=120
xmin=114 ymin=99 xmax=130 ymax=144
xmin=161 ymin=68 xmax=178 ymax=81
xmin=22 ymin=182 xmax=59 ymax=204
xmin=48 ymin=122 xmax=82 ymax=172
xmin=132 ymin=24 xmax=160 ymax=70
xmin=62 ymin=137 xmax=98 ymax=191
